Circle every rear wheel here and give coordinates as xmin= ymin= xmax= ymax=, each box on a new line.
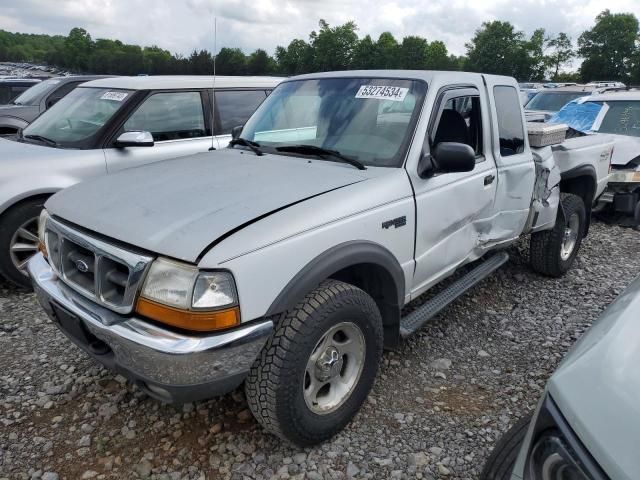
xmin=480 ymin=415 xmax=532 ymax=480
xmin=530 ymin=193 xmax=586 ymax=277
xmin=0 ymin=198 xmax=46 ymax=288
xmin=245 ymin=279 xmax=383 ymax=446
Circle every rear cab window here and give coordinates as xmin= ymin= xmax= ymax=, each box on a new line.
xmin=493 ymin=86 xmax=525 ymax=157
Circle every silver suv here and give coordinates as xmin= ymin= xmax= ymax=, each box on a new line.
xmin=0 ymin=75 xmax=281 ymax=287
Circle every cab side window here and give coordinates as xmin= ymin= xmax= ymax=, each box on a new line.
xmin=214 ymin=90 xmax=267 ymax=135
xmin=493 ymin=86 xmax=525 ymax=156
xmin=46 ymin=82 xmax=81 ymax=108
xmin=433 ymin=94 xmax=483 ymax=156
xmin=123 ymin=91 xmax=206 ymax=141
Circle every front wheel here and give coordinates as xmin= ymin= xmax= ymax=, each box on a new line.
xmin=530 ymin=193 xmax=586 ymax=277
xmin=0 ymin=198 xmax=46 ymax=289
xmin=245 ymin=279 xmax=383 ymax=446
xmin=480 ymin=415 xmax=532 ymax=480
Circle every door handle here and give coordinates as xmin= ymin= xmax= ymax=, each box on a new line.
xmin=484 ymin=174 xmax=496 ymax=186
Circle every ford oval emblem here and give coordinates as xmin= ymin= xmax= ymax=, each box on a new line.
xmin=75 ymin=259 xmax=89 ymax=273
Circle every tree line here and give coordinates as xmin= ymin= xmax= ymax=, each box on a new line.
xmin=0 ymin=9 xmax=638 ymax=82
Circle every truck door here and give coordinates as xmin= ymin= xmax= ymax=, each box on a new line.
xmin=104 ymin=90 xmax=214 ymax=172
xmin=410 ymin=84 xmax=499 ymax=297
xmin=480 ymin=76 xmax=536 ymax=244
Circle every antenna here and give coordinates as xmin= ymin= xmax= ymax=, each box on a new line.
xmin=209 ymin=17 xmax=217 ymax=151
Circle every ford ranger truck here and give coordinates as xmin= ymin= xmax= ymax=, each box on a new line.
xmin=28 ymin=71 xmax=611 ymax=446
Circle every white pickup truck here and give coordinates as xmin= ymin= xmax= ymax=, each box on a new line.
xmin=29 ymin=71 xmax=613 ymax=446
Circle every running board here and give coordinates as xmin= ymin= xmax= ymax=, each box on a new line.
xmin=399 ymin=252 xmax=509 ymax=339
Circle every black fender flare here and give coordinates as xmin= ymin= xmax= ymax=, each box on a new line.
xmin=266 ymin=240 xmax=405 ymax=347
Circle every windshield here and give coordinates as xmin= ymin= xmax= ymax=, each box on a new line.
xmin=596 ymin=101 xmax=640 ymax=137
xmin=12 ymin=78 xmax=61 ymax=106
xmin=22 ymin=87 xmax=133 ymax=148
xmin=240 ymin=77 xmax=427 ymax=167
xmin=526 ymin=91 xmax=588 ymax=112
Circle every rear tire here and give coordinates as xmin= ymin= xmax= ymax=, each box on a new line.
xmin=245 ymin=279 xmax=383 ymax=446
xmin=530 ymin=193 xmax=585 ymax=277
xmin=0 ymin=198 xmax=46 ymax=289
xmin=480 ymin=415 xmax=532 ymax=480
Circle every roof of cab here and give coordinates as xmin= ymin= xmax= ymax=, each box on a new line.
xmin=584 ymin=91 xmax=640 ymax=102
xmin=286 ymin=70 xmax=516 ymax=84
xmin=80 ymin=75 xmax=284 ymax=90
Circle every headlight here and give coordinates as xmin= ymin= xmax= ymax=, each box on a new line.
xmin=137 ymin=257 xmax=240 ymax=332
xmin=528 ymin=433 xmax=589 ymax=479
xmin=38 ymin=209 xmax=50 ymax=256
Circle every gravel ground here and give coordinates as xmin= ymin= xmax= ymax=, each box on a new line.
xmin=1 ymin=219 xmax=639 ymax=480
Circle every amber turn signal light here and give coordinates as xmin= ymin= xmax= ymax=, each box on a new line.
xmin=135 ymin=297 xmax=240 ymax=332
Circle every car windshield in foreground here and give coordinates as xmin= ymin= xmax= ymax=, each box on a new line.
xmin=21 ymin=87 xmax=133 ymax=148
xmin=525 ymin=91 xmax=588 ymax=112
xmin=11 ymin=78 xmax=61 ymax=106
xmin=239 ymin=77 xmax=427 ymax=167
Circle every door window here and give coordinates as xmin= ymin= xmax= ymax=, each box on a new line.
xmin=214 ymin=90 xmax=267 ymax=135
xmin=493 ymin=86 xmax=525 ymax=156
xmin=433 ymin=94 xmax=483 ymax=156
xmin=47 ymin=82 xmax=81 ymax=108
xmin=123 ymin=91 xmax=206 ymax=141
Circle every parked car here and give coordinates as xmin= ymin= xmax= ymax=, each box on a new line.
xmin=481 ymin=274 xmax=640 ymax=479
xmin=0 ymin=75 xmax=282 ymax=287
xmin=525 ymin=85 xmax=625 ymax=121
xmin=0 ymin=78 xmax=41 ymax=105
xmin=28 ymin=70 xmax=614 ymax=445
xmin=0 ymin=75 xmax=112 ymax=134
xmin=550 ymin=92 xmax=640 ymax=224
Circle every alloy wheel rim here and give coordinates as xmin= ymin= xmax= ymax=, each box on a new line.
xmin=560 ymin=213 xmax=580 ymax=261
xmin=303 ymin=321 xmax=366 ymax=415
xmin=9 ymin=216 xmax=40 ymax=275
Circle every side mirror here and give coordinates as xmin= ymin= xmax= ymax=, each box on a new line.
xmin=231 ymin=125 xmax=243 ymax=140
xmin=115 ymin=131 xmax=154 ymax=148
xmin=432 ymin=142 xmax=476 ymax=174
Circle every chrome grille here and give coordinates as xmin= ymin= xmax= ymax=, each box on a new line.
xmin=44 ymin=217 xmax=153 ymax=314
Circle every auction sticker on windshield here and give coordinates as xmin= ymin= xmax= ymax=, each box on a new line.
xmin=100 ymin=91 xmax=128 ymax=102
xmin=356 ymin=85 xmax=408 ymax=102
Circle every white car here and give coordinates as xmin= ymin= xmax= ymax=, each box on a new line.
xmin=482 ymin=274 xmax=640 ymax=479
xmin=0 ymin=75 xmax=281 ymax=287
xmin=29 ymin=70 xmax=612 ymax=445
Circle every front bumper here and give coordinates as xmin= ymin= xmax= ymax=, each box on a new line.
xmin=28 ymin=253 xmax=273 ymax=402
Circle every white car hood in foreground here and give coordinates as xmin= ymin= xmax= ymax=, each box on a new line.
xmin=46 ymin=149 xmax=369 ymax=262
xmin=548 ymin=275 xmax=640 ymax=479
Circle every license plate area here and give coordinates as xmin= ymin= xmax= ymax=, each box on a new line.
xmin=51 ymin=302 xmax=93 ymax=345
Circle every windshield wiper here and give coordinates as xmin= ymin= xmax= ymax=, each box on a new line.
xmin=229 ymin=137 xmax=264 ymax=156
xmin=276 ymin=144 xmax=366 ymax=170
xmin=23 ymin=134 xmax=59 ymax=147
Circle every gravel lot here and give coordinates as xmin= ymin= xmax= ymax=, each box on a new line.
xmin=1 ymin=219 xmax=639 ymax=480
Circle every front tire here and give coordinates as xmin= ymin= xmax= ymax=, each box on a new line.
xmin=530 ymin=193 xmax=586 ymax=277
xmin=0 ymin=198 xmax=46 ymax=289
xmin=480 ymin=415 xmax=531 ymax=480
xmin=245 ymin=279 xmax=383 ymax=446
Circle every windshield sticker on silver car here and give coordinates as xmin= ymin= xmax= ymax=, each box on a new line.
xmin=100 ymin=91 xmax=128 ymax=102
xmin=355 ymin=85 xmax=408 ymax=102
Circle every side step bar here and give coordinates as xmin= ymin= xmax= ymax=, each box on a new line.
xmin=399 ymin=252 xmax=509 ymax=339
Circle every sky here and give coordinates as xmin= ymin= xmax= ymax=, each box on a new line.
xmin=0 ymin=0 xmax=638 ymax=58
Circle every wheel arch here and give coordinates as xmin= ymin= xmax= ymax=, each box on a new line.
xmin=559 ymin=166 xmax=597 ymax=236
xmin=266 ymin=240 xmax=405 ymax=349
xmin=0 ymin=116 xmax=29 ymax=134
xmin=0 ymin=190 xmax=58 ymax=217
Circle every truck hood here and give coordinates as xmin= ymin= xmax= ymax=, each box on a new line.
xmin=46 ymin=149 xmax=369 ymax=262
xmin=0 ymin=104 xmax=39 ymax=121
xmin=606 ymin=134 xmax=640 ymax=169
xmin=548 ymin=275 xmax=640 ymax=479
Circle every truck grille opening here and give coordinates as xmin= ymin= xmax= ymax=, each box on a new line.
xmin=44 ymin=218 xmax=153 ymax=314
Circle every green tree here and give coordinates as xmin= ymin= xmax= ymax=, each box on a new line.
xmin=524 ymin=28 xmax=547 ymax=81
xmin=64 ymin=27 xmax=93 ymax=71
xmin=247 ymin=49 xmax=275 ymax=75
xmin=216 ymin=47 xmax=246 ymax=75
xmin=352 ymin=34 xmax=378 ymax=69
xmin=578 ymin=10 xmax=639 ymax=82
xmin=465 ymin=21 xmax=538 ymax=79
xmin=310 ymin=20 xmax=358 ymax=71
xmin=425 ymin=40 xmax=452 ymax=70
xmin=545 ymin=33 xmax=574 ymax=80
xmin=399 ymin=36 xmax=429 ymax=69
xmin=275 ymin=39 xmax=313 ymax=74
xmin=376 ymin=32 xmax=399 ymax=68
